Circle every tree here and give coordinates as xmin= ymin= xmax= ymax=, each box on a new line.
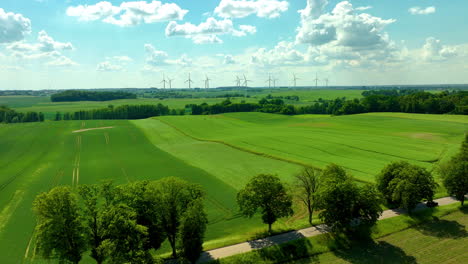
xmin=147 ymin=177 xmax=205 ymax=258
xmin=440 ymin=135 xmax=468 ymax=206
xmin=318 ymin=164 xmax=382 ymax=237
xmin=33 ymin=186 xmax=86 ymax=264
xmin=100 ymin=204 xmax=152 ymax=263
xmin=78 ymin=184 xmax=107 ymax=264
xmin=295 ymin=167 xmax=321 ymax=226
xmin=178 ymin=200 xmax=208 ymax=263
xmin=376 ymin=161 xmax=438 ymax=211
xmin=237 ymin=174 xmax=293 ymax=233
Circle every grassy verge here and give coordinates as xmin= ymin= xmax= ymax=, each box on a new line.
xmin=209 ymin=203 xmax=465 ymax=263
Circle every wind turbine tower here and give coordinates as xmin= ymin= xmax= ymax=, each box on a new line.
xmin=243 ymin=74 xmax=251 ymax=87
xmin=185 ymin=73 xmax=194 ymax=89
xmin=235 ymin=76 xmax=241 ymax=88
xmin=204 ymin=75 xmax=211 ymax=89
xmin=266 ymin=74 xmax=273 ymax=88
xmin=292 ymin=73 xmax=300 ymax=87
xmin=324 ymin=78 xmax=329 ymax=87
xmin=168 ymin=77 xmax=174 ymax=89
xmin=314 ymin=73 xmax=319 ymax=88
xmin=273 ymin=78 xmax=278 ymax=88
xmin=160 ymin=74 xmax=168 ymax=89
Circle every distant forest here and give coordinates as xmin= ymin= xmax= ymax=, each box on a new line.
xmin=50 ymin=90 xmax=137 ymax=102
xmin=0 ymin=106 xmax=44 ymax=123
xmin=188 ymin=90 xmax=467 ymax=116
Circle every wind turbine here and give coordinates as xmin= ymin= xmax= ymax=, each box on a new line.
xmin=266 ymin=74 xmax=273 ymax=88
xmin=160 ymin=74 xmax=168 ymax=89
xmin=273 ymin=78 xmax=278 ymax=88
xmin=204 ymin=75 xmax=211 ymax=89
xmin=243 ymin=74 xmax=251 ymax=87
xmin=314 ymin=73 xmax=319 ymax=88
xmin=234 ymin=76 xmax=241 ymax=88
xmin=292 ymin=73 xmax=300 ymax=87
xmin=167 ymin=77 xmax=174 ymax=89
xmin=324 ymin=78 xmax=329 ymax=87
xmin=185 ymin=73 xmax=194 ymax=89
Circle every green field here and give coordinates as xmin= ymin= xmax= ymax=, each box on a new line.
xmin=293 ymin=208 xmax=468 ymax=264
xmin=0 ymin=111 xmax=466 ymax=263
xmin=0 ymin=89 xmax=366 ymax=120
xmin=156 ymin=112 xmax=468 ymax=183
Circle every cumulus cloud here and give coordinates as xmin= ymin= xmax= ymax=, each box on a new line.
xmin=214 ymin=0 xmax=289 ymax=19
xmin=165 ymin=17 xmax=256 ymax=44
xmin=7 ymin=31 xmax=73 ymax=53
xmin=409 ymin=6 xmax=436 ymax=15
xmin=46 ymin=56 xmax=78 ymax=67
xmin=144 ymin=44 xmax=191 ymax=67
xmin=296 ymin=1 xmax=395 ymax=49
xmin=0 ymin=8 xmax=32 ymax=43
xmin=299 ymin=0 xmax=328 ymax=20
xmin=251 ymin=41 xmax=305 ymax=66
xmin=97 ymin=56 xmax=132 ymax=72
xmin=223 ymin=54 xmax=235 ymax=64
xmin=422 ymin=37 xmax=457 ymax=61
xmin=67 ymin=1 xmax=188 ymax=26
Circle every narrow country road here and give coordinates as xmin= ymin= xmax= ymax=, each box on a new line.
xmin=197 ymin=196 xmax=462 ymax=263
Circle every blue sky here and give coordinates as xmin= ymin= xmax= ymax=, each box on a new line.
xmin=1 ymin=0 xmax=467 ymax=89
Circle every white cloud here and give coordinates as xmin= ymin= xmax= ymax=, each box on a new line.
xmin=251 ymin=41 xmax=305 ymax=66
xmin=97 ymin=56 xmax=132 ymax=72
xmin=223 ymin=54 xmax=235 ymax=64
xmin=409 ymin=6 xmax=436 ymax=15
xmin=165 ymin=17 xmax=256 ymax=43
xmin=67 ymin=1 xmax=188 ymax=26
xmin=7 ymin=31 xmax=73 ymax=53
xmin=214 ymin=0 xmax=289 ymax=19
xmin=144 ymin=44 xmax=191 ymax=67
xmin=0 ymin=8 xmax=32 ymax=43
xmin=422 ymin=37 xmax=457 ymax=61
xmin=46 ymin=56 xmax=78 ymax=67
xmin=97 ymin=61 xmax=123 ymax=72
xmin=191 ymin=35 xmax=224 ymax=44
xmin=299 ymin=0 xmax=328 ymax=20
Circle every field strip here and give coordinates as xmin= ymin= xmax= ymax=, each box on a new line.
xmin=197 ymin=196 xmax=464 ymax=263
xmin=72 ymin=126 xmax=114 ymax=133
xmin=156 ymin=119 xmax=317 ymax=169
xmin=0 ymin=190 xmax=25 ymax=234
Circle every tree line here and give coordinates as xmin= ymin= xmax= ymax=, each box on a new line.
xmin=54 ymin=104 xmax=178 ymax=121
xmin=33 ymin=178 xmax=207 ymax=264
xmin=0 ymin=105 xmax=44 ymax=123
xmin=33 ymin=136 xmax=467 ymax=263
xmin=51 ymin=90 xmax=137 ymax=102
xmin=187 ymin=90 xmax=467 ymax=116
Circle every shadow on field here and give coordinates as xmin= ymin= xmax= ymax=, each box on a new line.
xmin=256 ymin=237 xmax=316 ymax=263
xmin=414 ymin=217 xmax=467 ymax=239
xmin=331 ymin=240 xmax=417 ymax=264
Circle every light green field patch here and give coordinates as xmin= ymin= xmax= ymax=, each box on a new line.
xmin=132 ymin=118 xmax=303 ymax=189
xmin=0 ymin=190 xmax=24 ymax=233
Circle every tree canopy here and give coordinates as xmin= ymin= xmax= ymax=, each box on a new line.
xmin=376 ymin=161 xmax=438 ymax=211
xmin=237 ymin=174 xmax=293 ymax=233
xmin=50 ymin=90 xmax=136 ymax=102
xmin=441 ymin=135 xmax=468 ymax=205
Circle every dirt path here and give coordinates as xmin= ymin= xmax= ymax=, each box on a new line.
xmin=72 ymin=127 xmax=114 ymax=133
xmin=197 ymin=196 xmax=463 ymax=263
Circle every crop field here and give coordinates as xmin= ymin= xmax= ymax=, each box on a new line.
xmin=157 ymin=112 xmax=468 ymax=183
xmin=0 ymin=110 xmax=466 ymax=263
xmin=293 ymin=208 xmax=468 ymax=264
xmin=0 ymin=89 xmax=367 ymax=119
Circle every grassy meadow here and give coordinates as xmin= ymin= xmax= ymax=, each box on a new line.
xmin=157 ymin=112 xmax=467 ymax=183
xmin=0 ymin=89 xmax=466 ymax=263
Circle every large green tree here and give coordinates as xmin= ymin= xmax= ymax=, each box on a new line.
xmin=147 ymin=177 xmax=205 ymax=258
xmin=318 ymin=164 xmax=382 ymax=237
xmin=237 ymin=174 xmax=293 ymax=233
xmin=295 ymin=167 xmax=321 ymax=226
xmin=178 ymin=200 xmax=208 ymax=263
xmin=440 ymin=135 xmax=468 ymax=206
xmin=377 ymin=161 xmax=438 ymax=211
xmin=33 ymin=186 xmax=86 ymax=264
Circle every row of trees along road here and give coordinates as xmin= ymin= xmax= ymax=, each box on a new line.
xmin=0 ymin=105 xmax=44 ymax=123
xmin=33 ymin=178 xmax=207 ymax=264
xmin=237 ymin=134 xmax=468 ymax=238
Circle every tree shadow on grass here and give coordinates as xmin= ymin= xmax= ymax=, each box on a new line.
xmin=414 ymin=217 xmax=467 ymax=239
xmin=256 ymin=237 xmax=317 ymax=263
xmin=332 ymin=240 xmax=417 ymax=264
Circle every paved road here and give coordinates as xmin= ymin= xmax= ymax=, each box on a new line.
xmin=197 ymin=196 xmax=462 ymax=263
